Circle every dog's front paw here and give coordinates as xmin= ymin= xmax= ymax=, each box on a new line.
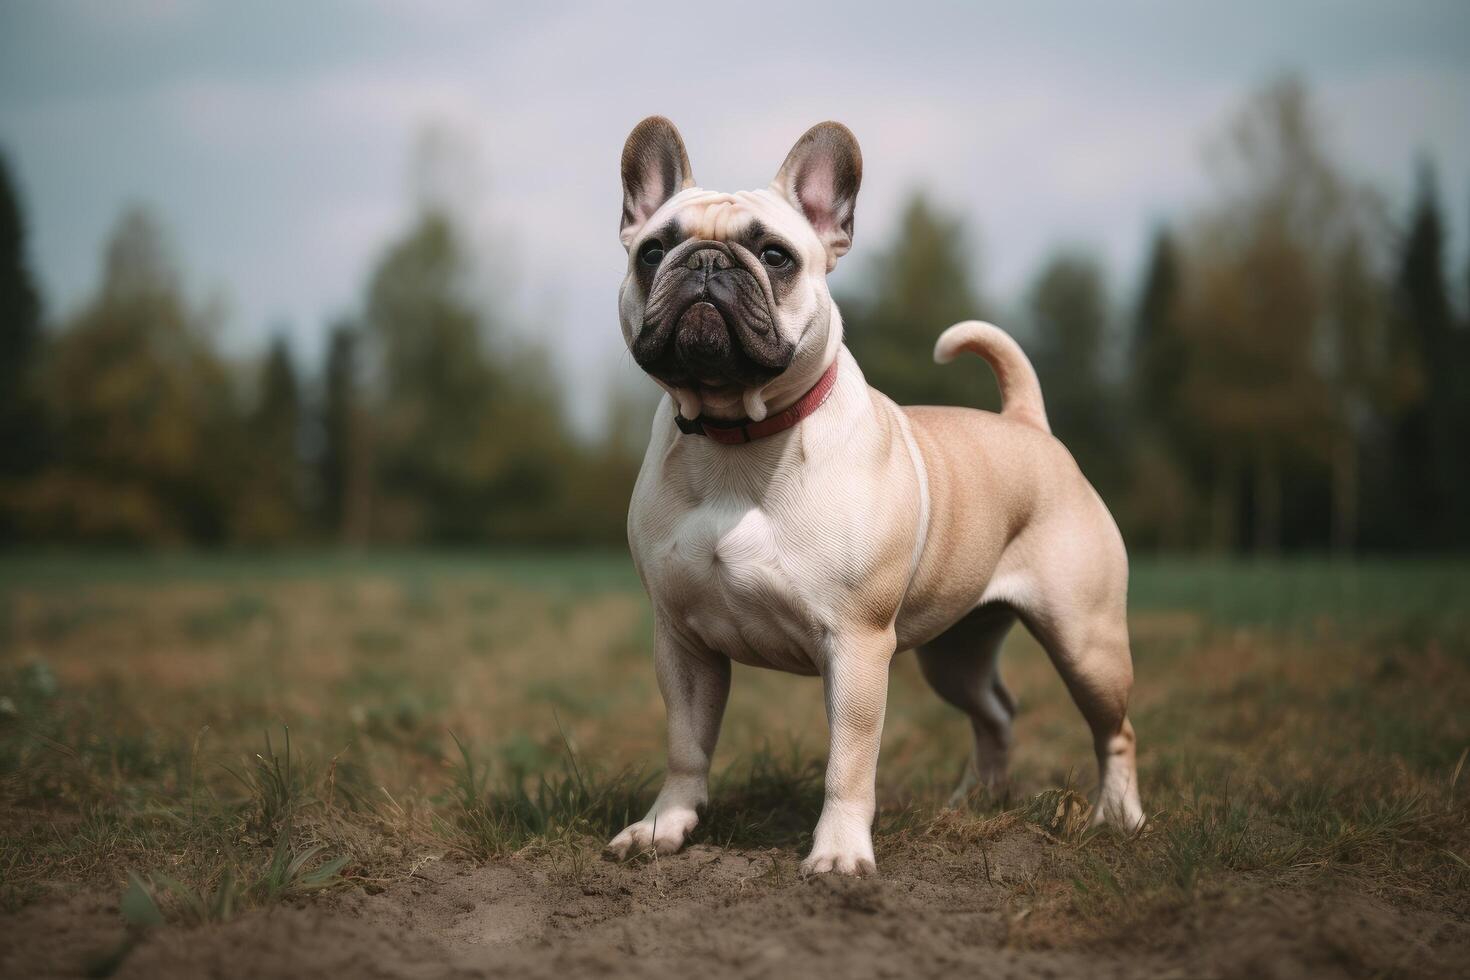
xmin=800 ymin=806 xmax=877 ymax=877
xmin=603 ymin=804 xmax=699 ymax=860
xmin=799 ymin=846 xmax=877 ymax=877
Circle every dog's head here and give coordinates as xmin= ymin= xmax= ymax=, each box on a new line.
xmin=617 ymin=117 xmax=862 ymax=422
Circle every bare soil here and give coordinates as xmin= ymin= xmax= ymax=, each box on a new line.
xmin=5 ymin=832 xmax=1466 ymax=979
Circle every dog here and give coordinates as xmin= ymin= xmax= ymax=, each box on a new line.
xmin=605 ymin=117 xmax=1143 ymax=876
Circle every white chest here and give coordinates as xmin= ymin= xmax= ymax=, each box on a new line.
xmin=644 ymin=500 xmax=829 ymax=675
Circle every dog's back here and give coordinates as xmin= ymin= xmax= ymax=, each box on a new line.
xmin=890 ymin=322 xmax=1123 ymax=650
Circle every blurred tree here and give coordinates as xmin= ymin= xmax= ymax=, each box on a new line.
xmin=319 ymin=319 xmax=372 ymax=544
xmin=1323 ymin=229 xmax=1389 ymax=553
xmin=256 ymin=337 xmax=300 ymax=453
xmin=1124 ymin=228 xmax=1200 ymax=549
xmin=1132 ymin=228 xmax=1186 ymax=426
xmin=1181 ymin=75 xmax=1380 ymax=554
xmin=471 ymin=342 xmax=582 ymax=544
xmin=233 ymin=334 xmax=304 ymax=543
xmin=841 ymin=192 xmax=1000 ymax=409
xmin=16 ymin=207 xmax=241 ymax=544
xmin=1389 ymin=163 xmax=1466 ymax=549
xmin=366 ymin=210 xmax=495 ymax=541
xmin=364 ymin=208 xmax=574 ymax=543
xmin=560 ymin=373 xmax=660 ymax=544
xmin=1027 ymin=250 xmax=1124 ymax=498
xmin=0 ymin=149 xmax=47 ymax=541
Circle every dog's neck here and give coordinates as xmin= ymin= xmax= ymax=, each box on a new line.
xmin=674 ymin=358 xmax=840 ymax=444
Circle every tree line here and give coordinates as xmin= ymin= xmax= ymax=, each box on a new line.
xmin=1 ymin=76 xmax=1467 ymax=553
xmin=0 ymin=186 xmax=643 ymax=548
xmin=844 ymin=77 xmax=1470 ymax=555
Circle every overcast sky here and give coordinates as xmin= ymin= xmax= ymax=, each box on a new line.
xmin=2 ymin=1 xmax=1467 ymax=431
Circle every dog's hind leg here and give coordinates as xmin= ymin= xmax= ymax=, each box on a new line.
xmin=917 ymin=604 xmax=1018 ymax=806
xmin=1020 ymin=585 xmax=1143 ymax=831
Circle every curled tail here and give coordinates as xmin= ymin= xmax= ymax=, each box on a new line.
xmin=933 ymin=320 xmax=1050 ymax=434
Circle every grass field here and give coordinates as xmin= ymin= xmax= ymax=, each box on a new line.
xmin=1 ymin=552 xmax=1468 ymax=977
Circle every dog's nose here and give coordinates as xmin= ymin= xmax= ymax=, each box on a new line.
xmin=685 ymin=247 xmax=732 ymax=272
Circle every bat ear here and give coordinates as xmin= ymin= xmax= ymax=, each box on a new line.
xmin=770 ymin=122 xmax=863 ymax=271
xmin=620 ymin=116 xmax=694 ymax=248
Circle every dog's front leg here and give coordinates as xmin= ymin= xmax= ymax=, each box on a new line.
xmin=605 ymin=628 xmax=731 ymax=859
xmin=802 ymin=632 xmax=895 ymax=876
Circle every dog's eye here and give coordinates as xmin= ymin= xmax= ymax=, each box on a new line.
xmin=638 ymin=241 xmax=665 ymax=266
xmin=760 ymin=245 xmax=792 ymax=269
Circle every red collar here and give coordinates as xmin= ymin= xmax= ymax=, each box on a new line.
xmin=674 ymin=360 xmax=839 ymax=445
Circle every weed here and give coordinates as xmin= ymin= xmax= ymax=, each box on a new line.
xmin=223 ymin=727 xmax=308 ymax=837
xmin=1020 ymin=784 xmax=1092 ymax=841
xmin=704 ymin=743 xmax=826 ymax=849
xmin=256 ymin=822 xmax=351 ymax=901
xmin=438 ymin=730 xmax=653 ymax=859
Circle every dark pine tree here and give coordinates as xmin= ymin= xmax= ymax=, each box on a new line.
xmin=319 ymin=320 xmax=366 ymax=542
xmin=1392 ymin=161 xmax=1459 ymax=548
xmin=255 ymin=336 xmax=301 ymax=461
xmin=1028 ymin=250 xmax=1124 ymax=500
xmin=242 ymin=334 xmax=304 ymax=541
xmin=0 ymin=149 xmax=45 ymax=498
xmin=1453 ymin=182 xmax=1470 ymax=546
xmin=1132 ymin=228 xmax=1186 ymax=434
xmin=1125 ymin=226 xmax=1202 ymax=548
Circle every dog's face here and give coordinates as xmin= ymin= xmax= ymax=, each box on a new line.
xmin=617 ymin=118 xmax=862 ymax=422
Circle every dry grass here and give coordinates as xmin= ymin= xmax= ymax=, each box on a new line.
xmin=0 ymin=553 xmax=1467 ymax=957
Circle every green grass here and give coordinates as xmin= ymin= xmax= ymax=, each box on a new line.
xmin=1128 ymin=557 xmax=1470 ymax=633
xmin=0 ymin=549 xmax=641 ymax=594
xmin=0 ymin=553 xmax=1466 ymax=944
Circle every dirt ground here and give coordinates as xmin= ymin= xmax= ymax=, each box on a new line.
xmin=7 ymin=837 xmax=1468 ymax=980
xmin=1 ymin=556 xmax=1467 ymax=978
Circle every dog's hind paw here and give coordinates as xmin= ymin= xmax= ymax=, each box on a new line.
xmin=1090 ymin=784 xmax=1146 ymax=833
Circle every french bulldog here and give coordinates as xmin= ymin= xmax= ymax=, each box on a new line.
xmin=606 ymin=117 xmax=1143 ymax=876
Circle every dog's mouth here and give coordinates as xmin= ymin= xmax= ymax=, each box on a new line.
xmin=668 ymin=301 xmax=773 ymax=410
xmin=631 ymin=244 xmax=793 ymax=394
